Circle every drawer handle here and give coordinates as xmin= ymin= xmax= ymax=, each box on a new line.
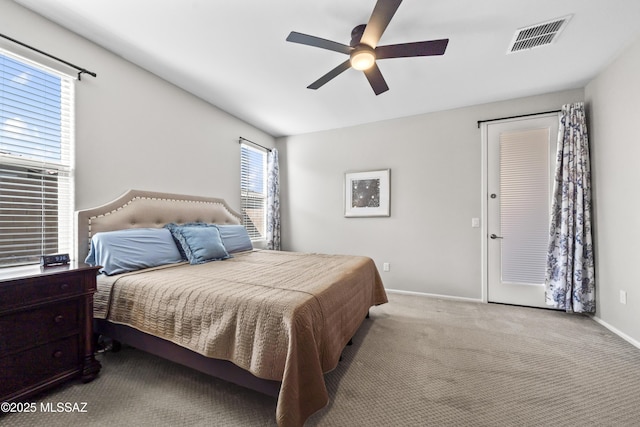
xmin=54 ymin=314 xmax=64 ymax=324
xmin=60 ymin=283 xmax=70 ymax=291
xmin=53 ymin=350 xmax=63 ymax=359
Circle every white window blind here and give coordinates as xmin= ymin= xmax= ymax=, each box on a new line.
xmin=499 ymin=128 xmax=550 ymax=284
xmin=240 ymin=143 xmax=266 ymax=240
xmin=0 ymin=50 xmax=74 ymax=267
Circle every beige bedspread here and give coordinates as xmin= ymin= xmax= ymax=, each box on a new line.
xmin=94 ymin=249 xmax=387 ymax=427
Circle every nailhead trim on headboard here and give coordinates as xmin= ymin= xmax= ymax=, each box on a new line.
xmin=76 ymin=190 xmax=243 ymax=262
xmin=86 ymin=196 xmax=239 ymax=239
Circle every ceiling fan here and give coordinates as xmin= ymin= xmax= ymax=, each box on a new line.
xmin=286 ymin=0 xmax=449 ymax=95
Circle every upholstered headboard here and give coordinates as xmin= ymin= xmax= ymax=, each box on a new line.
xmin=75 ymin=189 xmax=242 ymax=262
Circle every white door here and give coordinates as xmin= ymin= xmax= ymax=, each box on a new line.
xmin=484 ymin=114 xmax=559 ymax=308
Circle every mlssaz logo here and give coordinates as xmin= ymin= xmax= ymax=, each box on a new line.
xmin=40 ymin=402 xmax=88 ymax=413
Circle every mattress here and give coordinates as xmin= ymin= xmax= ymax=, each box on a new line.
xmin=94 ymin=249 xmax=388 ymax=426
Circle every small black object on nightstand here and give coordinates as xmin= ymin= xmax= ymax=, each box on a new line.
xmin=40 ymin=253 xmax=70 ymax=267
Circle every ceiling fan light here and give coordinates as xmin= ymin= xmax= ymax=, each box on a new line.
xmin=350 ymin=46 xmax=376 ymax=70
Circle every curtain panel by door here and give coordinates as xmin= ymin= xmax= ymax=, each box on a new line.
xmin=545 ymin=102 xmax=595 ymax=313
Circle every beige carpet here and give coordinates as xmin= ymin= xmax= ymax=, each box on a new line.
xmin=3 ymin=293 xmax=640 ymax=426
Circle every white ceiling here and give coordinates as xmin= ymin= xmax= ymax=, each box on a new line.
xmin=12 ymin=0 xmax=640 ymax=137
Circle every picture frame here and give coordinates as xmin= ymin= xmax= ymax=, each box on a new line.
xmin=344 ymin=169 xmax=390 ymax=217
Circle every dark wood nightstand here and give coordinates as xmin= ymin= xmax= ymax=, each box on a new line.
xmin=0 ymin=263 xmax=101 ymax=402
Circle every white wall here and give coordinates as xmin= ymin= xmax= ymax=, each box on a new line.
xmin=586 ymin=36 xmax=640 ymax=344
xmin=278 ymin=89 xmax=583 ymax=299
xmin=2 ymin=1 xmax=274 ymax=212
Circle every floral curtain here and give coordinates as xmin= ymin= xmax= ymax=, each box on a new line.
xmin=545 ymin=102 xmax=595 ymax=313
xmin=266 ymin=148 xmax=281 ymax=250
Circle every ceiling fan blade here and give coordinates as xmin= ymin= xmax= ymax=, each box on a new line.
xmin=376 ymin=39 xmax=449 ymax=59
xmin=307 ymin=60 xmax=352 ymax=90
xmin=360 ymin=0 xmax=403 ymax=48
xmin=363 ymin=63 xmax=389 ymax=95
xmin=286 ymin=31 xmax=352 ymax=55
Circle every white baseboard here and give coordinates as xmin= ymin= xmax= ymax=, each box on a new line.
xmin=385 ymin=288 xmax=483 ymax=303
xmin=590 ymin=315 xmax=640 ymax=350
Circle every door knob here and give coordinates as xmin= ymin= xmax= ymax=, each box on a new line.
xmin=490 ymin=234 xmax=503 ymax=239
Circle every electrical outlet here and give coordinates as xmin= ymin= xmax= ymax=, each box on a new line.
xmin=383 ymin=262 xmax=390 ymax=272
xmin=471 ymin=218 xmax=480 ymax=228
xmin=620 ymin=290 xmax=627 ymax=304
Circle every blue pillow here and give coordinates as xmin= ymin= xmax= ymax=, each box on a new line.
xmin=218 ymin=225 xmax=253 ymax=253
xmin=165 ymin=223 xmax=230 ymax=264
xmin=85 ymin=228 xmax=183 ymax=275
xmin=164 ymin=222 xmax=212 ymax=259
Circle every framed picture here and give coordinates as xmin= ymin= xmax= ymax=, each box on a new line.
xmin=344 ymin=169 xmax=390 ymax=217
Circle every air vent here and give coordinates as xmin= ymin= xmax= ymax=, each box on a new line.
xmin=508 ymin=15 xmax=572 ymax=53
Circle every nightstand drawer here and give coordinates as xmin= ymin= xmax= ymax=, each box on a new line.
xmin=0 ymin=335 xmax=79 ymax=397
xmin=0 ymin=275 xmax=83 ymax=312
xmin=0 ymin=301 xmax=80 ymax=356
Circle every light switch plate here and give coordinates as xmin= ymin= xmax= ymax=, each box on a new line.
xmin=620 ymin=290 xmax=627 ymax=304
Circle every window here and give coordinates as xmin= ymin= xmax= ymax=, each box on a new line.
xmin=240 ymin=143 xmax=266 ymax=240
xmin=0 ymin=50 xmax=74 ymax=267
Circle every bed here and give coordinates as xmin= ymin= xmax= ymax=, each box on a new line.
xmin=76 ymin=189 xmax=388 ymax=427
